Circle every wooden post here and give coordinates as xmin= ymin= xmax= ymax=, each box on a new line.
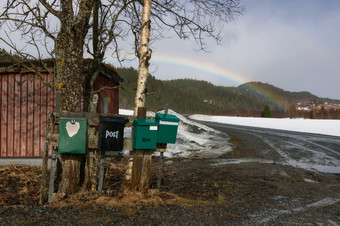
xmin=97 ymin=96 xmax=108 ymax=192
xmin=157 ymin=103 xmax=168 ymax=189
xmin=131 ymin=107 xmax=153 ymax=191
xmin=157 ymin=152 xmax=163 ymax=189
xmin=39 ymin=112 xmax=53 ymax=205
xmin=48 ymin=148 xmax=57 ymax=203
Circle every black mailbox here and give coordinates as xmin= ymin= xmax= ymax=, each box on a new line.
xmin=98 ymin=116 xmax=126 ymax=153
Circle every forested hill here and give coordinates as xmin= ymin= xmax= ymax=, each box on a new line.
xmin=117 ymin=67 xmax=340 ymax=117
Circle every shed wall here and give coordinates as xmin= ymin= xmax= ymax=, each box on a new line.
xmin=94 ymin=76 xmax=119 ymax=114
xmin=1 ymin=72 xmax=120 ymax=157
xmin=0 ymin=73 xmax=55 ymax=157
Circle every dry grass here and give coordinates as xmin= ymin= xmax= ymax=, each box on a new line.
xmin=0 ymin=164 xmax=43 ymax=205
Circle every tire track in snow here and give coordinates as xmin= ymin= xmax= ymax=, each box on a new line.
xmin=256 ymin=197 xmax=340 ymax=225
xmin=269 ymin=137 xmax=339 ymax=165
xmin=240 ymin=126 xmax=340 ymax=158
xmin=198 ymin=121 xmax=340 ymax=173
xmin=245 ymin=131 xmax=293 ymax=163
xmin=267 ymin=133 xmax=340 ymax=158
xmin=248 ymin=131 xmax=340 ymax=174
xmin=305 ymin=139 xmax=340 ymax=156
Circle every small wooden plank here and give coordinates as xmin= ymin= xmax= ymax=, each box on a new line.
xmin=156 ymin=143 xmax=167 ymax=152
xmin=87 ymin=127 xmax=98 ymax=149
xmin=123 ymin=137 xmax=132 ymax=151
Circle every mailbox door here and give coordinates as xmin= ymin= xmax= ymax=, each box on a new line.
xmin=133 ymin=119 xmax=158 ymax=149
xmin=155 ymin=113 xmax=180 ymax=144
xmin=157 ymin=122 xmax=179 ymax=143
xmin=98 ymin=116 xmax=126 ymax=152
xmin=58 ymin=117 xmax=87 ymax=154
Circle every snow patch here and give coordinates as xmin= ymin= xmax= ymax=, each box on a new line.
xmin=189 ymin=115 xmax=340 ymax=137
xmin=119 ymin=109 xmax=232 ymax=158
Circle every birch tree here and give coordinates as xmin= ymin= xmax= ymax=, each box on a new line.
xmin=125 ymin=0 xmax=244 ymax=113
xmin=127 ymin=0 xmax=243 ymax=188
xmin=0 ymin=0 xmax=243 ymax=193
xmin=134 ymin=0 xmax=152 ymax=115
xmin=0 ymin=0 xmax=134 ymax=194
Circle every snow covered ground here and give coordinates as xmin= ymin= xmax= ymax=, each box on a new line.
xmin=119 ymin=109 xmax=232 ymax=158
xmin=120 ymin=109 xmax=340 ymax=158
xmin=119 ymin=109 xmax=340 ymax=174
xmin=189 ymin=115 xmax=340 ymax=137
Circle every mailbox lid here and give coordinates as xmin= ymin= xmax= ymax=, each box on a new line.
xmin=98 ymin=116 xmax=126 ymax=152
xmin=134 ymin=118 xmax=158 ymax=126
xmin=155 ymin=113 xmax=180 ymax=123
xmin=58 ymin=117 xmax=87 ymax=154
xmin=133 ymin=118 xmax=158 ymax=149
xmin=99 ymin=115 xmax=126 ymax=124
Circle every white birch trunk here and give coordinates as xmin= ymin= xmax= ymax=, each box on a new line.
xmin=134 ymin=0 xmax=152 ymax=116
xmin=126 ymin=0 xmax=152 ymax=188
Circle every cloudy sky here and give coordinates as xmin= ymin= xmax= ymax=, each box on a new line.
xmin=122 ymin=0 xmax=340 ymax=100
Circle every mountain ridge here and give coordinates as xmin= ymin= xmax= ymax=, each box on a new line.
xmin=118 ymin=67 xmax=340 ymax=118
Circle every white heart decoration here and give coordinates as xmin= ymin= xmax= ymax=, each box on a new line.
xmin=65 ymin=121 xmax=80 ymax=137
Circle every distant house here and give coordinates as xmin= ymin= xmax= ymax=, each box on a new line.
xmin=0 ymin=60 xmax=123 ymax=157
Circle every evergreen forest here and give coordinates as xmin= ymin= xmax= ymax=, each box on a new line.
xmin=117 ymin=67 xmax=340 ymax=118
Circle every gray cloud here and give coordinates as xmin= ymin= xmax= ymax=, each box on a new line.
xmin=150 ymin=0 xmax=340 ymax=99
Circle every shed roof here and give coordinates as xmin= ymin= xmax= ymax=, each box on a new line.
xmin=0 ymin=59 xmax=123 ymax=84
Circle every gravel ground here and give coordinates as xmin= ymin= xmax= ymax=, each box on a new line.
xmin=1 ymin=125 xmax=339 ymax=225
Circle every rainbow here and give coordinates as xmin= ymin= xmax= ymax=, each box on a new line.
xmin=151 ymin=54 xmax=289 ymax=111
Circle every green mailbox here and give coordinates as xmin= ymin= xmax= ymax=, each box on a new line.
xmin=58 ymin=117 xmax=87 ymax=154
xmin=133 ymin=119 xmax=158 ymax=149
xmin=155 ymin=113 xmax=180 ymax=144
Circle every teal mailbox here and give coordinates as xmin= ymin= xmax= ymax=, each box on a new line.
xmin=155 ymin=113 xmax=180 ymax=144
xmin=58 ymin=117 xmax=87 ymax=154
xmin=133 ymin=119 xmax=158 ymax=149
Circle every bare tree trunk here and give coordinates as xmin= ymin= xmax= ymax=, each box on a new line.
xmin=130 ymin=0 xmax=153 ymax=192
xmin=55 ymin=42 xmax=85 ymax=194
xmin=54 ymin=6 xmax=92 ymax=194
xmin=55 ymin=21 xmax=85 ymax=112
xmin=134 ymin=0 xmax=152 ymax=116
xmin=58 ymin=154 xmax=83 ymax=194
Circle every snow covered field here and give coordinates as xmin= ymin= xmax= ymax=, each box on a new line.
xmin=189 ymin=115 xmax=340 ymax=137
xmin=119 ymin=109 xmax=340 ymax=159
xmin=119 ymin=109 xmax=232 ymax=158
xmin=120 ymin=109 xmax=340 ymax=137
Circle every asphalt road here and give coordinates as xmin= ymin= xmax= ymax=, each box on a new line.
xmin=196 ymin=120 xmax=340 ymax=175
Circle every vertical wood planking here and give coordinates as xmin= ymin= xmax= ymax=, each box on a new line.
xmin=13 ymin=74 xmax=21 ymax=157
xmin=1 ymin=75 xmax=8 ymax=156
xmin=33 ymin=78 xmax=41 ymax=156
xmin=0 ymin=76 xmax=1 ymax=156
xmin=27 ymin=77 xmax=34 ymax=156
xmin=1 ymin=72 xmax=57 ymax=157
xmin=20 ymin=74 xmax=28 ymax=157
xmin=7 ymin=74 xmax=15 ymax=156
xmin=40 ymin=76 xmax=47 ymax=156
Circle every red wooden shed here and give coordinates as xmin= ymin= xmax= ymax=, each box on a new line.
xmin=0 ymin=60 xmax=123 ymax=157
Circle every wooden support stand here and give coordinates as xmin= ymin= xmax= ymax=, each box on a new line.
xmin=156 ymin=143 xmax=167 ymax=189
xmin=131 ymin=107 xmax=153 ymax=192
xmin=39 ymin=111 xmax=133 ymax=204
xmin=39 ymin=112 xmax=53 ymax=205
